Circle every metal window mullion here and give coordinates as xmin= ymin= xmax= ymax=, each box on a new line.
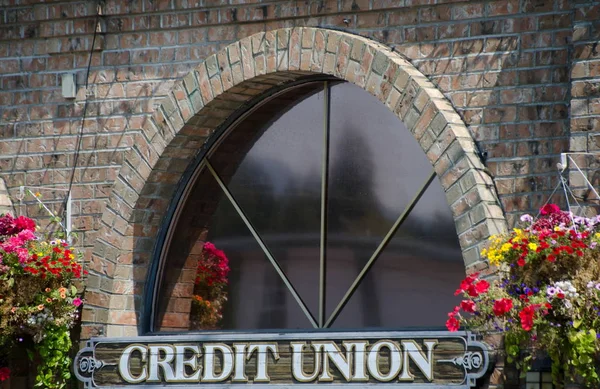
xmin=206 ymin=160 xmax=319 ymax=329
xmin=318 ymin=81 xmax=330 ymax=328
xmin=324 ymin=170 xmax=437 ymax=328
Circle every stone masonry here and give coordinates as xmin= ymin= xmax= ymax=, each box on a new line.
xmin=1 ymin=2 xmax=600 ymax=388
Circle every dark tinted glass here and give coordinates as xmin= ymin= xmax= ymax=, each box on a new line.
xmin=155 ymin=80 xmax=466 ymax=332
xmin=329 ymin=179 xmax=465 ymax=328
xmin=155 ymin=167 xmax=314 ymax=331
xmin=325 ymin=82 xmax=440 ymax=319
xmin=209 ymin=83 xmax=325 ymax=318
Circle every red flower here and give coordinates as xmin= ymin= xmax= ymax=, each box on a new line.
xmin=540 ymin=204 xmax=560 ymax=215
xmin=0 ymin=367 xmax=9 ymax=381
xmin=475 ymin=280 xmax=490 ymax=294
xmin=493 ymin=298 xmax=513 ymax=316
xmin=547 ymin=254 xmax=555 ymax=262
xmin=462 ymin=278 xmax=490 ymax=298
xmin=454 ymin=273 xmax=479 ymax=296
xmin=460 ymin=300 xmax=476 ymax=313
xmin=14 ymin=216 xmax=35 ymax=232
xmin=446 ymin=314 xmax=460 ymax=332
xmin=517 ymin=258 xmax=526 ymax=266
xmin=519 ymin=305 xmax=537 ymax=331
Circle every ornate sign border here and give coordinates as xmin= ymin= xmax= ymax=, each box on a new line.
xmin=74 ymin=330 xmax=489 ymax=388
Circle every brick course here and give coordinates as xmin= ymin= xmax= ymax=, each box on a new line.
xmin=0 ymin=0 xmax=597 ymax=364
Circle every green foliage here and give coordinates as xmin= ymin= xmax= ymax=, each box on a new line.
xmin=34 ymin=325 xmax=72 ymax=389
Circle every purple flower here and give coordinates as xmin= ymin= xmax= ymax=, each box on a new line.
xmin=547 ymin=286 xmax=557 ymax=296
xmin=520 ymin=214 xmax=533 ymax=223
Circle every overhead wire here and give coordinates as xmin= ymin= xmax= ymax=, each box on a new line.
xmin=61 ymin=3 xmax=102 ymax=221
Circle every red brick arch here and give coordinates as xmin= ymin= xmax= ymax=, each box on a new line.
xmin=84 ymin=27 xmax=507 ymax=338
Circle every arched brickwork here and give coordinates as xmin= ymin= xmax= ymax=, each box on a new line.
xmin=84 ymin=27 xmax=507 ymax=338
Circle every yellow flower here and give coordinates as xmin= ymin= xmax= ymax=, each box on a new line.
xmin=554 ymin=226 xmax=561 ymax=232
xmin=512 ymin=228 xmax=524 ymax=242
xmin=501 ymin=243 xmax=512 ymax=253
xmin=37 ymin=304 xmax=44 ymax=311
xmin=528 ymin=243 xmax=538 ymax=251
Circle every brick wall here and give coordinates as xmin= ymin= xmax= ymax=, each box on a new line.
xmin=0 ymin=0 xmax=598 ymax=360
xmin=570 ymin=0 xmax=600 ymax=212
xmin=0 ymin=0 xmax=583 ymax=232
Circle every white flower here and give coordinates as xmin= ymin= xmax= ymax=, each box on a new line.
xmin=520 ymin=214 xmax=533 ymax=223
xmin=565 ymin=300 xmax=573 ymax=309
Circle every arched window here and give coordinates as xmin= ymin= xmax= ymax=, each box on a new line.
xmin=151 ymin=78 xmax=465 ymax=332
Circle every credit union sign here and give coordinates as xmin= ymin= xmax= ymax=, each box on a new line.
xmin=74 ymin=331 xmax=489 ymax=388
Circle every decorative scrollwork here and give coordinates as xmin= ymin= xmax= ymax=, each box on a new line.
xmin=439 ymin=351 xmax=483 ymax=371
xmin=79 ymin=356 xmax=104 ymax=374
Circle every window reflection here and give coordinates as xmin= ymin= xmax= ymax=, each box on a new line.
xmin=154 ymin=80 xmax=466 ymax=332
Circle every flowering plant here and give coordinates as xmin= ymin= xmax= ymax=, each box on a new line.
xmin=0 ymin=214 xmax=85 ymax=388
xmin=190 ymin=242 xmax=230 ymax=329
xmin=446 ymin=205 xmax=600 ymax=387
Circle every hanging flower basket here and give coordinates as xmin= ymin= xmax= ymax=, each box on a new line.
xmin=446 ymin=205 xmax=600 ymax=388
xmin=0 ymin=214 xmax=86 ymax=389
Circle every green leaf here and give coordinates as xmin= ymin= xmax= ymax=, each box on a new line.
xmin=573 ymin=320 xmax=582 ymax=329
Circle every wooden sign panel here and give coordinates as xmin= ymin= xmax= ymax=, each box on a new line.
xmin=74 ymin=331 xmax=489 ymax=388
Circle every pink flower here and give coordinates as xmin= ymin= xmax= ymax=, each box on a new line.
xmin=540 ymin=204 xmax=560 ymax=215
xmin=16 ymin=248 xmax=29 ymax=264
xmin=1 ymin=236 xmax=23 ymax=253
xmin=72 ymin=297 xmax=82 ymax=307
xmin=17 ymin=229 xmax=35 ymax=241
xmin=203 ymin=242 xmax=216 ymax=251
